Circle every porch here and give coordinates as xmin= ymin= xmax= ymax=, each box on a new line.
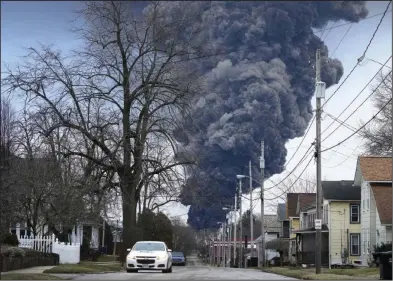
xmin=295 ymin=225 xmax=329 ymax=266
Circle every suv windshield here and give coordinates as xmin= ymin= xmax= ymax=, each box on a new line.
xmin=172 ymin=252 xmax=184 ymax=257
xmin=133 ymin=242 xmax=166 ymax=251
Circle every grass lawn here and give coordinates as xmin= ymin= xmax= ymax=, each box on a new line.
xmin=1 ymin=273 xmax=64 ymax=280
xmin=97 ymin=254 xmax=119 ymax=262
xmin=43 ymin=261 xmax=122 ymax=274
xmin=263 ymin=266 xmax=379 ymax=280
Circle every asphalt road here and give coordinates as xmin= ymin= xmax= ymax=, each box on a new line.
xmin=69 ymin=256 xmax=296 ymax=280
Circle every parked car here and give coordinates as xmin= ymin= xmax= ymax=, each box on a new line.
xmin=125 ymin=241 xmax=173 ymax=273
xmin=172 ymin=251 xmax=186 ymax=266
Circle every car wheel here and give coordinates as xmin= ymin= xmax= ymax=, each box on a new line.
xmin=168 ymin=266 xmax=172 ymax=273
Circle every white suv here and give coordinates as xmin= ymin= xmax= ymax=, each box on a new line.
xmin=126 ymin=241 xmax=173 ymax=273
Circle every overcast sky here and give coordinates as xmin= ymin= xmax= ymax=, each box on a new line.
xmin=1 ymin=1 xmax=391 ymax=223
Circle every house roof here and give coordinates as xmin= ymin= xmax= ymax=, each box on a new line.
xmin=277 ymin=203 xmax=287 ymax=221
xmin=371 ymin=183 xmax=392 ymax=225
xmin=322 ymin=181 xmax=361 ymax=201
xmin=359 ymin=156 xmax=392 ymax=182
xmin=296 ymin=193 xmax=316 ymax=215
xmin=264 ymin=214 xmax=281 ymax=232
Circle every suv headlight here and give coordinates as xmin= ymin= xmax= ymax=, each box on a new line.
xmin=127 ymin=255 xmax=136 ymax=260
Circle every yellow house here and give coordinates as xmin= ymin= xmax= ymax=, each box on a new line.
xmin=323 ymin=181 xmax=362 ymax=266
xmin=295 ymin=181 xmax=361 ymax=267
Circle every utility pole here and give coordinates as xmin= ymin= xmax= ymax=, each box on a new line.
xmin=222 ymin=220 xmax=227 ymax=267
xmin=249 ymin=160 xmax=254 ymax=257
xmin=259 ymin=140 xmax=265 ymax=268
xmin=315 ymin=48 xmax=325 ymax=274
xmin=227 ymin=212 xmax=231 ymax=267
xmin=233 ymin=191 xmax=237 ymax=267
xmin=239 ymin=179 xmax=243 ymax=268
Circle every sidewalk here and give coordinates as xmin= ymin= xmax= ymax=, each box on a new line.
xmin=1 ymin=266 xmax=56 ymax=275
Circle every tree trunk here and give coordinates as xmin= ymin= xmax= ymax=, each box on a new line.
xmin=120 ymin=172 xmax=142 ymax=264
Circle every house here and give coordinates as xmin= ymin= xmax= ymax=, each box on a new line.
xmin=277 ymin=203 xmax=289 ymax=238
xmin=354 ymin=156 xmax=392 ymax=266
xmin=287 ymin=193 xmax=316 ymax=264
xmin=322 ymin=181 xmax=361 ymax=266
xmin=295 ymin=181 xmax=361 ymax=267
xmin=265 ymin=203 xmax=290 ymax=264
xmin=296 ymin=203 xmax=329 ymax=266
xmin=254 ymin=214 xmax=281 ymax=262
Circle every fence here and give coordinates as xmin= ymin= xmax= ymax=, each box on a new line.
xmin=52 ymin=239 xmax=80 ymax=264
xmin=16 ymin=234 xmax=80 ymax=264
xmin=18 ymin=234 xmax=53 ymax=253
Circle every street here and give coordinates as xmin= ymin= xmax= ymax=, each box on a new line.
xmin=66 ymin=256 xmax=296 ymax=280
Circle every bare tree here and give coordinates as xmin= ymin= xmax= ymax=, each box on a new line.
xmin=266 ymin=173 xmax=316 ymax=202
xmin=2 ymin=1 xmax=200 ymax=252
xmin=0 ymin=98 xmax=18 ymax=237
xmin=361 ymin=71 xmax=392 ymax=156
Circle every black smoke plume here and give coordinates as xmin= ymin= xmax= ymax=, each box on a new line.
xmin=152 ymin=1 xmax=368 ymax=230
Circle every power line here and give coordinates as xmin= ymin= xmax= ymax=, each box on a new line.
xmin=321 ymin=56 xmax=391 ymax=137
xmin=313 ymin=10 xmax=392 ymax=34
xmin=265 ymin=156 xmax=314 ymax=201
xmin=173 ymin=8 xmax=391 ymax=65
xmin=284 ymin=116 xmax=315 ymax=169
xmin=263 ymin=145 xmax=314 ymax=192
xmin=322 ymin=4 xmax=391 ymax=109
xmin=323 ymin=144 xmax=360 ymax=169
xmin=322 ymin=69 xmax=392 ymax=142
xmin=331 ymin=23 xmax=353 ymax=58
xmin=321 ymin=97 xmax=392 ymax=153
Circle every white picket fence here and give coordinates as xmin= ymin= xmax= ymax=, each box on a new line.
xmin=17 ymin=234 xmax=80 ymax=264
xmin=18 ymin=234 xmax=53 ymax=253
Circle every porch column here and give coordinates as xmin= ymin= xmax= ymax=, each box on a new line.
xmin=79 ymin=225 xmax=84 ymax=244
xmin=16 ymin=223 xmax=20 ymax=238
xmin=72 ymin=226 xmax=77 ymax=245
xmin=91 ymin=226 xmax=99 ymax=249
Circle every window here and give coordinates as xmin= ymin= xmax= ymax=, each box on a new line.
xmin=350 ymin=233 xmax=361 ymax=256
xmin=350 ymin=204 xmax=360 ymax=223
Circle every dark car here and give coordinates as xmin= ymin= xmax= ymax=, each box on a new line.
xmin=171 ymin=251 xmax=186 ymax=266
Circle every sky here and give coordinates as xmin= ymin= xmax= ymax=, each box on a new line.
xmin=1 ymin=1 xmax=392 ymax=224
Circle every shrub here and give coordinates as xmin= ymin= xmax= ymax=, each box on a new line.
xmin=89 ymin=248 xmax=101 ymax=262
xmin=1 ymin=233 xmax=19 ymax=246
xmin=79 ymin=237 xmax=102 ymax=261
xmin=1 ymin=246 xmax=25 ymax=258
xmin=372 ymin=242 xmax=392 ymax=266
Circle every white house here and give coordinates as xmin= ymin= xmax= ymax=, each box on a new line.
xmin=354 ymin=156 xmax=392 ymax=266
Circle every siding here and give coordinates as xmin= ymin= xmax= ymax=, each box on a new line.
xmin=329 ymin=202 xmax=361 ymax=266
xmin=290 ymin=218 xmax=300 ymax=238
xmin=361 ymin=181 xmax=377 ymax=265
xmin=376 ymin=212 xmax=392 ymax=245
